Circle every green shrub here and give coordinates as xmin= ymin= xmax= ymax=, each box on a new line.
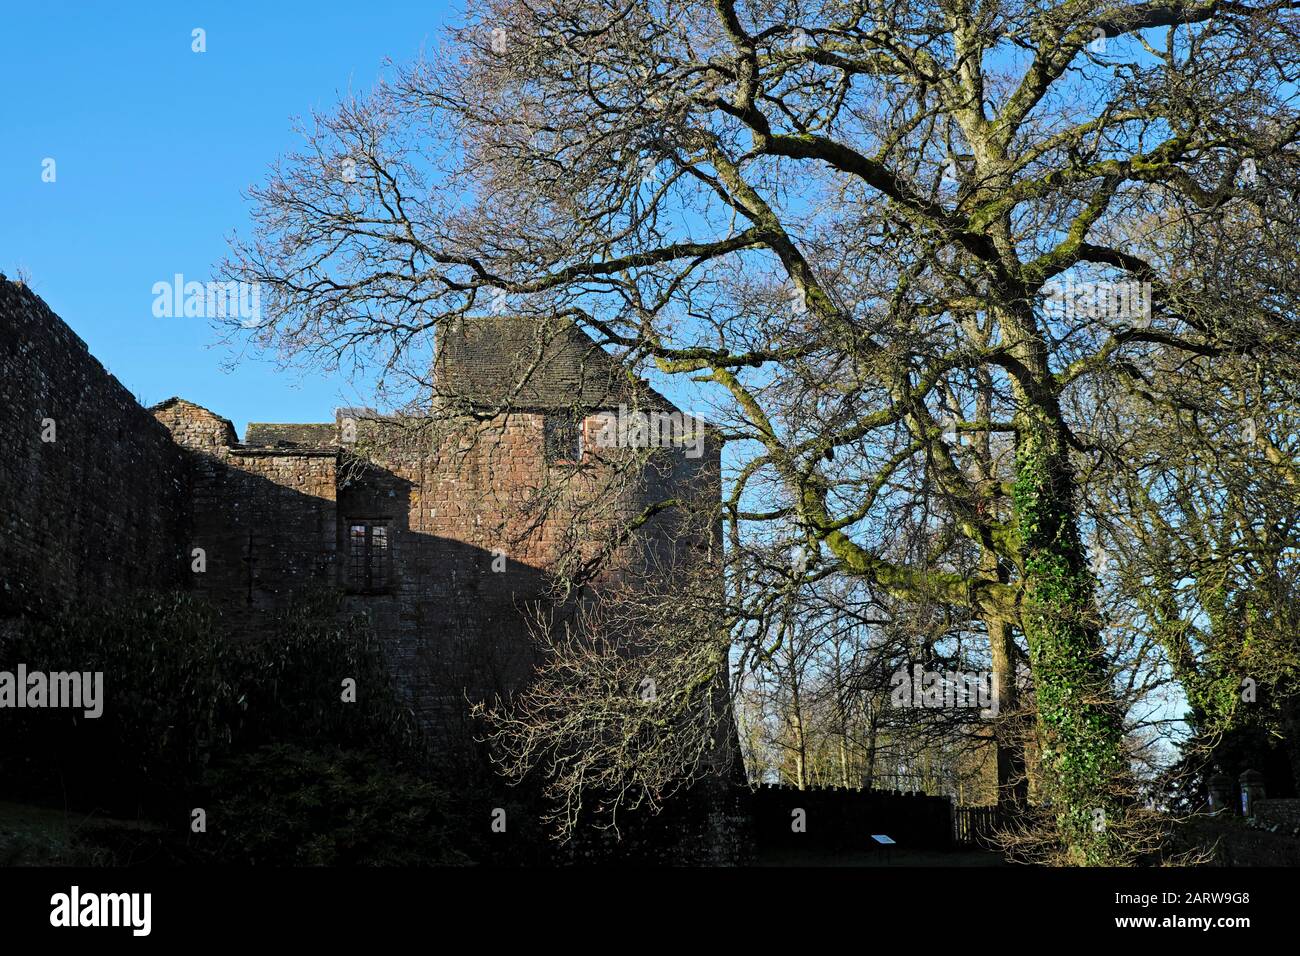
xmin=195 ymin=744 xmax=470 ymax=865
xmin=0 ymin=591 xmax=479 ymax=864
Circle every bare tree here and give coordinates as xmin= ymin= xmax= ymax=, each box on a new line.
xmin=225 ymin=0 xmax=1300 ymax=863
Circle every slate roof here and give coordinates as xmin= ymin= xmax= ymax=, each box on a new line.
xmin=196 ymin=318 xmax=680 ymax=448
xmin=243 ymin=423 xmax=337 ymax=448
xmin=434 ymin=315 xmax=675 ymax=411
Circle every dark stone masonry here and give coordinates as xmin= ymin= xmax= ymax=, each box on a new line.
xmin=0 ymin=280 xmax=189 ymax=621
xmin=0 ymin=277 xmax=981 ymax=865
xmin=0 ymin=276 xmax=747 ymax=863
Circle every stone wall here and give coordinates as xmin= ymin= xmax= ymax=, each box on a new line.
xmin=153 ymin=397 xmax=237 ymax=450
xmin=142 ymin=387 xmax=721 ymax=743
xmin=189 ymin=450 xmax=339 ymax=634
xmin=1255 ymin=798 xmax=1300 ymax=836
xmin=0 ymin=280 xmax=740 ymax=863
xmin=0 ymin=278 xmax=188 ymax=621
xmin=568 ymin=781 xmax=755 ymax=866
xmin=151 ymin=399 xmax=340 ymax=633
xmin=337 ymin=410 xmax=721 ymax=738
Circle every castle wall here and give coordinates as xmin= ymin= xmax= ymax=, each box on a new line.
xmin=0 ymin=279 xmax=188 ymax=621
xmin=343 ymin=413 xmax=606 ymax=730
xmin=142 ymin=396 xmax=720 ymax=737
xmin=0 ymin=278 xmax=720 ymax=728
xmin=148 ymin=401 xmax=341 ymax=635
xmin=0 ymin=280 xmax=741 ymax=861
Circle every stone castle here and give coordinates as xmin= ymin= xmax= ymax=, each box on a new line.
xmin=0 ymin=277 xmax=723 ymax=751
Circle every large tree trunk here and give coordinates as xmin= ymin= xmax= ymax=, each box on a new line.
xmin=1012 ymin=394 xmax=1131 ymax=863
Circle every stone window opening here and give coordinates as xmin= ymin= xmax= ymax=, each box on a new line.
xmin=544 ymin=412 xmax=584 ymax=465
xmin=348 ymin=519 xmax=391 ymax=592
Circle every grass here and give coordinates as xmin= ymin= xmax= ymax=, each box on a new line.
xmin=0 ymin=800 xmax=167 ymax=866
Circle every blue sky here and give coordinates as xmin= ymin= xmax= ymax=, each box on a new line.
xmin=0 ymin=1 xmax=461 ymax=436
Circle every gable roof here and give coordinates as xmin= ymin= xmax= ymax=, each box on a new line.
xmin=434 ymin=315 xmax=675 ymax=411
xmin=151 ymin=396 xmax=233 ymax=422
xmin=150 ymin=397 xmax=239 ymax=445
